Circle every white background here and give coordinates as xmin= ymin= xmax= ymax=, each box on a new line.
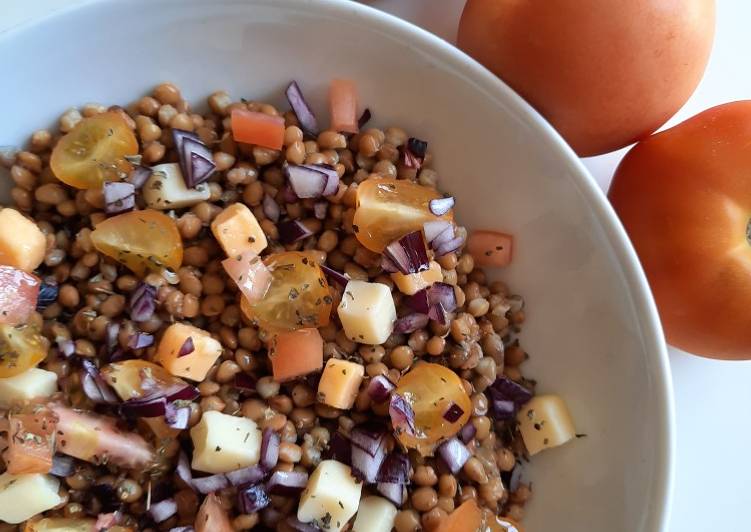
xmin=3 ymin=1 xmax=751 ymax=530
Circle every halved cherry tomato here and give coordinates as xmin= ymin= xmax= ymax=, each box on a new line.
xmin=231 ymin=109 xmax=285 ymax=150
xmin=0 ymin=266 xmax=41 ymax=326
xmin=329 ymin=78 xmax=359 ymax=134
xmin=4 ymin=408 xmax=56 ymax=475
xmin=0 ymin=324 xmax=48 ymax=378
xmin=50 ymin=112 xmax=138 ymax=189
xmin=90 ymin=209 xmax=183 ymax=276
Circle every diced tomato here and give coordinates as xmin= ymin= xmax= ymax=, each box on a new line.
xmin=0 ymin=266 xmax=41 ymax=326
xmin=4 ymin=409 xmax=56 ymax=475
xmin=195 ymin=493 xmax=233 ymax=532
xmin=466 ymin=230 xmax=513 ymax=267
xmin=435 ymin=500 xmax=483 ymax=532
xmin=222 ymin=250 xmax=272 ymax=304
xmin=270 ymin=328 xmax=323 ymax=382
xmin=231 ymin=109 xmax=285 ymax=150
xmin=329 ymin=78 xmax=359 ymax=134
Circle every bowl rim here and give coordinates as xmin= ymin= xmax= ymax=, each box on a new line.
xmin=0 ymin=0 xmax=675 ymax=529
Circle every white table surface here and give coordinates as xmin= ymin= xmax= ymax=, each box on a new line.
xmin=4 ymin=1 xmax=751 ymax=531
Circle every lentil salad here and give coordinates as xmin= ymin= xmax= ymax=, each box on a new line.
xmin=0 ymin=80 xmax=576 ymax=531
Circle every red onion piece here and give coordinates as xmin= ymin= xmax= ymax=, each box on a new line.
xmin=429 ymin=196 xmax=455 ymax=216
xmin=262 ymin=194 xmax=281 ymax=223
xmin=382 ymin=231 xmax=430 ymax=275
xmin=402 ymin=137 xmax=427 ymax=170
xmin=437 ymin=437 xmax=470 ymax=474
xmin=301 ymin=164 xmax=339 ymax=196
xmin=367 ymin=375 xmax=395 ymax=403
xmin=149 ymin=498 xmax=177 ymax=523
xmin=286 ymin=516 xmax=321 ymax=532
xmin=434 ymin=235 xmax=465 ymax=257
xmin=36 ymin=281 xmax=58 ymax=311
xmin=165 ymin=384 xmax=200 ymax=403
xmin=443 ymin=402 xmax=464 ymax=423
xmin=120 ymin=395 xmax=167 ymax=418
xmin=103 ymin=182 xmax=135 ymax=214
xmin=377 ymin=482 xmax=404 ymax=507
xmin=128 ymin=165 xmax=153 ymax=189
xmin=81 ymin=359 xmax=118 ymax=405
xmin=277 ymin=220 xmax=313 ymax=244
xmin=174 ymin=129 xmax=215 ymax=188
xmin=192 ymin=473 xmax=230 ymax=494
xmin=226 ymin=464 xmax=267 ymax=487
xmin=325 ymin=432 xmax=352 ymax=465
xmin=319 ymin=264 xmax=348 ymax=288
xmin=128 ymin=332 xmax=154 ymax=350
xmin=282 ymin=183 xmax=299 ymax=203
xmin=164 ymin=403 xmax=190 ymax=429
xmin=393 ymin=313 xmax=429 ymax=334
xmin=50 ymin=454 xmax=76 ymax=477
xmin=404 ymin=290 xmax=430 ymax=315
xmin=459 ymin=422 xmax=477 ymax=444
xmin=381 ymin=255 xmax=399 ymax=273
xmin=375 ymin=452 xmax=410 ymax=484
xmin=130 ymin=282 xmax=157 ymax=322
xmin=407 ymin=137 xmax=427 ymax=158
xmin=487 ymin=376 xmax=533 ymax=420
xmin=177 ymin=337 xmax=194 ymax=358
xmin=168 ymin=528 xmax=195 ymax=532
xmin=285 ymin=164 xmax=328 ymax=198
xmin=234 ymin=372 xmax=257 ymax=392
xmin=286 ymin=81 xmax=319 ymax=136
xmin=189 ymin=150 xmax=216 ymax=187
xmin=389 ymin=393 xmax=416 ymax=437
xmin=266 ymin=470 xmax=308 ymax=495
xmin=313 ymin=201 xmax=328 ymax=220
xmin=358 ymin=108 xmax=372 ymax=129
xmin=260 ymin=428 xmax=280 ymax=470
xmin=105 ymin=321 xmax=120 ymax=356
xmin=351 ymin=442 xmax=386 ymax=483
xmin=423 ymin=220 xmax=452 ymax=243
xmin=238 ymin=484 xmax=270 ymax=514
xmin=176 ymin=451 xmax=193 ymax=488
xmin=350 ymin=425 xmax=387 ymax=457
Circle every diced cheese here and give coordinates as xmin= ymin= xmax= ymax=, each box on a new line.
xmin=211 ymin=203 xmax=267 ymax=258
xmin=0 ymin=208 xmax=46 ymax=272
xmin=391 ymin=261 xmax=443 ymax=295
xmin=517 ymin=394 xmax=576 ymax=455
xmin=337 ymin=280 xmax=396 ymax=345
xmin=0 ymin=472 xmax=62 ymax=524
xmin=298 ymin=460 xmax=362 ymax=531
xmin=352 ymin=496 xmax=397 ymax=532
xmin=317 ymin=358 xmax=364 ymax=410
xmin=142 ymin=163 xmax=210 ymax=210
xmin=156 ymin=323 xmax=223 ymax=382
xmin=190 ymin=410 xmax=262 ymax=474
xmin=0 ymin=368 xmax=58 ymax=408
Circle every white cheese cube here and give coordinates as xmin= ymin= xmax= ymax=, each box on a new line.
xmin=142 ymin=163 xmax=210 ymax=210
xmin=298 ymin=460 xmax=362 ymax=531
xmin=337 ymin=280 xmax=396 ymax=345
xmin=190 ymin=411 xmax=261 ymax=474
xmin=517 ymin=395 xmax=576 ymax=455
xmin=0 ymin=368 xmax=58 ymax=408
xmin=352 ymin=496 xmax=397 ymax=532
xmin=0 ymin=472 xmax=62 ymax=524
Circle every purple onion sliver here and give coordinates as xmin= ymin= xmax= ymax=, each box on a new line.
xmin=166 ymin=384 xmax=200 ymax=403
xmin=238 ymin=484 xmax=270 ymax=514
xmin=428 ymin=282 xmax=457 ymax=315
xmin=226 ymin=464 xmax=267 ymax=487
xmin=103 ymin=182 xmax=135 ymax=214
xmin=431 ymin=224 xmax=456 ymax=249
xmin=81 ymin=359 xmax=118 ymax=404
xmin=429 ymin=196 xmax=455 ymax=216
xmin=128 ymin=332 xmax=154 ymax=350
xmin=286 ymin=516 xmax=321 ymax=532
xmin=443 ymin=402 xmax=464 ymax=423
xmin=177 ymin=337 xmax=194 ymax=358
xmin=407 ymin=137 xmax=428 ymax=158
xmin=285 ymin=81 xmax=319 ymax=136
xmin=393 ymin=313 xmax=429 ymax=334
xmin=105 ymin=321 xmax=120 ymax=355
xmin=325 ymin=432 xmax=352 ymax=465
xmin=129 ymin=282 xmax=157 ymax=322
xmin=351 ymin=442 xmax=386 ymax=483
xmin=192 ymin=473 xmax=230 ymax=494
xmin=120 ymin=396 xmax=167 ymax=418
xmin=266 ymin=470 xmax=308 ymax=496
xmin=260 ymin=428 xmax=280 ymax=470
xmin=168 ymin=528 xmax=195 ymax=532
xmin=423 ymin=220 xmax=452 ymax=243
xmin=262 ymin=194 xmax=281 ymax=223
xmin=189 ymin=151 xmax=216 ymax=187
xmin=320 ymin=264 xmax=348 ymax=288
xmin=313 ymin=201 xmax=328 ymax=220
xmin=488 ymin=376 xmax=534 ymax=410
xmin=285 ymin=164 xmax=328 ymax=198
xmin=434 ymin=235 xmax=465 ymax=257
xmin=50 ymin=454 xmax=76 ymax=477
xmin=128 ymin=165 xmax=152 ymax=189
xmin=382 ymin=231 xmax=430 ymax=275
xmin=277 ymin=220 xmax=313 ymax=244
xmin=367 ymin=375 xmax=395 ymax=403
xmin=357 ymin=108 xmax=372 ymax=129
xmin=282 ymin=183 xmax=299 ymax=203
xmin=437 ymin=437 xmax=470 ymax=475
xmin=404 ymin=289 xmax=430 ymax=315
xmin=375 ymin=452 xmax=410 ymax=484
xmin=148 ymin=498 xmax=177 ymax=523
xmin=176 ymin=451 xmax=193 ymax=488
xmin=459 ymin=422 xmax=477 ymax=444
xmin=300 ymin=164 xmax=339 ymax=196
xmin=349 ymin=426 xmax=386 ymax=457
xmin=376 ymin=482 xmax=404 ymax=507
xmin=181 ymin=136 xmax=215 ymax=188
xmin=164 ymin=403 xmax=190 ymax=430
xmin=57 ymin=338 xmax=75 ymax=358
xmin=389 ymin=393 xmax=416 ymax=437
xmin=380 ymin=255 xmax=399 ymax=273
xmin=234 ymin=372 xmax=257 ymax=391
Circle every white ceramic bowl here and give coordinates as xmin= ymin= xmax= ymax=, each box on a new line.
xmin=0 ymin=1 xmax=674 ymax=530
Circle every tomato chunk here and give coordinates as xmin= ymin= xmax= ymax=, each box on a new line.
xmin=222 ymin=250 xmax=272 ymax=304
xmin=4 ymin=409 xmax=56 ymax=475
xmin=0 ymin=266 xmax=40 ymax=326
xmin=467 ymin=230 xmax=513 ymax=267
xmin=0 ymin=324 xmax=48 ymax=378
xmin=195 ymin=493 xmax=233 ymax=532
xmin=270 ymin=328 xmax=323 ymax=382
xmin=329 ymin=78 xmax=359 ymax=134
xmin=231 ymin=109 xmax=285 ymax=150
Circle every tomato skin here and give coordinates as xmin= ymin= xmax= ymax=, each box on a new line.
xmin=0 ymin=266 xmax=41 ymax=326
xmin=609 ymin=101 xmax=751 ymax=360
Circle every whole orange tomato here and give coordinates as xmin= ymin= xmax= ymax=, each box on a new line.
xmin=609 ymin=101 xmax=751 ymax=360
xmin=458 ymin=0 xmax=715 ymax=156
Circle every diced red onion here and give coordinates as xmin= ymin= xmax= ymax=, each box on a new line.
xmin=286 ymin=81 xmax=319 ymax=136
xmin=168 ymin=528 xmax=195 ymax=532
xmin=411 ymin=282 xmax=457 ymax=325
xmin=105 ymin=321 xmax=120 ymax=356
xmin=407 ymin=137 xmax=427 ymax=158
xmin=313 ymin=201 xmax=328 ymax=220
xmin=164 ymin=403 xmax=190 ymax=429
xmin=389 ymin=393 xmax=416 ymax=437
xmin=320 ymin=264 xmax=348 ymax=288
xmin=50 ymin=454 xmax=76 ymax=477
xmin=266 ymin=471 xmax=308 ymax=496
xmin=358 ymin=108 xmax=372 ymax=129
xmin=429 ymin=196 xmax=455 ymax=216
xmin=423 ymin=220 xmax=452 ymax=243
xmin=487 ymin=376 xmax=533 ymax=420
xmin=437 ymin=437 xmax=470 ymax=474
xmin=177 ymin=337 xmax=194 ymax=358
xmin=94 ymin=512 xmax=120 ymax=530
xmin=377 ymin=482 xmax=404 ymax=507
xmin=238 ymin=484 xmax=271 ymax=514
xmin=56 ymin=338 xmax=75 ymax=358
xmin=120 ymin=395 xmax=167 ymax=418
xmin=260 ymin=428 xmax=280 ymax=470
xmin=404 ymin=290 xmax=430 ymax=315
xmin=192 ymin=473 xmax=230 ymax=494
xmin=189 ymin=150 xmax=216 ymax=187
xmin=128 ymin=332 xmax=154 ymax=349
xmin=381 ymin=255 xmax=399 ymax=273
xmin=286 ymin=516 xmax=321 ymax=532
xmin=130 ymin=282 xmax=157 ymax=322
xmin=128 ymin=165 xmax=153 ymax=189
xmin=376 ymin=452 xmax=410 ymax=484
xmin=301 ymin=164 xmax=339 ymax=196
xmin=349 ymin=425 xmax=386 ymax=457
xmin=383 ymin=231 xmax=430 ymax=275
xmin=282 ymin=184 xmax=299 ymax=203
xmin=176 ymin=451 xmax=193 ymax=488
xmin=81 ymin=359 xmax=118 ymax=405
xmin=262 ymin=194 xmax=281 ymax=223
xmin=367 ymin=375 xmax=395 ymax=403
xmin=174 ymin=129 xmax=215 ymax=188
xmin=234 ymin=372 xmax=257 ymax=392
xmin=393 ymin=313 xmax=429 ymax=334
xmin=285 ymin=164 xmax=328 ymax=198
xmin=226 ymin=464 xmax=267 ymax=487
xmin=443 ymin=402 xmax=464 ymax=423
xmin=149 ymin=498 xmax=177 ymax=523
xmin=103 ymin=182 xmax=135 ymax=214
xmin=277 ymin=220 xmax=313 ymax=243
xmin=351 ymin=441 xmax=386 ymax=483
xmin=434 ymin=235 xmax=465 ymax=257
xmin=459 ymin=422 xmax=477 ymax=444
xmin=325 ymin=432 xmax=352 ymax=465
xmin=165 ymin=384 xmax=200 ymax=403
